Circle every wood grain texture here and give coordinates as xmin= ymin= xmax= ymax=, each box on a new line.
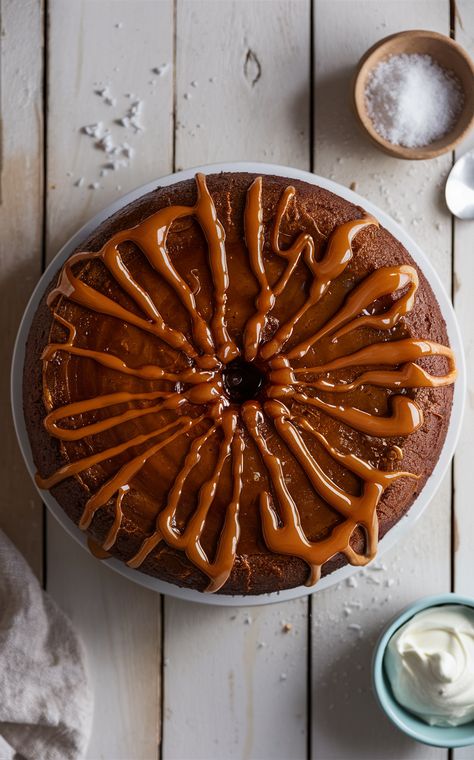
xmin=452 ymin=2 xmax=474 ymax=757
xmin=162 ymin=3 xmax=311 ymax=759
xmin=311 ymin=2 xmax=452 ymax=758
xmin=174 ymin=0 xmax=310 ymax=171
xmin=8 ymin=0 xmax=468 ymax=757
xmin=46 ymin=0 xmax=174 ymax=256
xmin=0 ymin=0 xmax=44 ymax=578
xmin=45 ymin=1 xmax=174 ymax=757
xmin=452 ymin=0 xmax=474 ymax=600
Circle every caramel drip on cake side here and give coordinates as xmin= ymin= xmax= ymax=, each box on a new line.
xmin=37 ymin=173 xmax=457 ymax=592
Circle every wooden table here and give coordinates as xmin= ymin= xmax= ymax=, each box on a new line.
xmin=2 ymin=1 xmax=473 ymax=758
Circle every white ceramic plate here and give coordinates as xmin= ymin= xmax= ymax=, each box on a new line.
xmin=11 ymin=162 xmax=466 ymax=607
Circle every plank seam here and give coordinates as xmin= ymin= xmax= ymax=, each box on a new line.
xmin=41 ymin=0 xmax=49 ymax=591
xmin=309 ymin=0 xmax=315 ymax=174
xmin=172 ymin=0 xmax=177 ymax=172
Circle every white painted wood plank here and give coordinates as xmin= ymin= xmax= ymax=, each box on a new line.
xmin=164 ymin=600 xmax=309 ymax=760
xmin=163 ymin=3 xmax=310 ymax=759
xmin=312 ymin=2 xmax=452 ymax=758
xmin=47 ymin=0 xmax=174 ymax=256
xmin=452 ymin=0 xmax=474 ymax=600
xmin=0 ymin=0 xmax=44 ymax=578
xmin=174 ymin=0 xmax=310 ymax=171
xmin=452 ymin=3 xmax=474 ymax=758
xmin=46 ymin=2 xmax=174 ymax=757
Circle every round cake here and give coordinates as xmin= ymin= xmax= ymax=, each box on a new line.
xmin=23 ymin=172 xmax=456 ymax=595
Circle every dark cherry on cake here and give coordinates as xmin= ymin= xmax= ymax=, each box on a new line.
xmin=23 ymin=172 xmax=456 ymax=595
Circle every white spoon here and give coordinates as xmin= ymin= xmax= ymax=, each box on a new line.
xmin=446 ymin=151 xmax=474 ymax=220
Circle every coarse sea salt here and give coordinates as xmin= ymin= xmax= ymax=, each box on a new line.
xmin=365 ymin=53 xmax=464 ymax=148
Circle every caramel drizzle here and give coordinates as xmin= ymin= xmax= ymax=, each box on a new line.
xmin=242 ymin=399 xmax=417 ymax=584
xmin=243 ymin=178 xmax=379 ymax=362
xmin=37 ymin=173 xmax=457 ymax=592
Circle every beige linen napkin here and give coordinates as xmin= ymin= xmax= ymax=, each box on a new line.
xmin=0 ymin=529 xmax=92 ymax=760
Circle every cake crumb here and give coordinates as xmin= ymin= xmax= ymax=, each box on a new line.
xmin=281 ymin=622 xmax=292 ymax=633
xmin=349 ymin=181 xmax=357 ymax=191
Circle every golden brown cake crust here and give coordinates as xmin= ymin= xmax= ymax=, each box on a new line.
xmin=23 ymin=172 xmax=453 ymax=595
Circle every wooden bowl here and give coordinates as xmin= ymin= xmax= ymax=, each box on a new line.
xmin=353 ymin=30 xmax=474 ymax=160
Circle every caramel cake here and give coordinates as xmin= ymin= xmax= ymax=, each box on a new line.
xmin=23 ymin=172 xmax=456 ymax=595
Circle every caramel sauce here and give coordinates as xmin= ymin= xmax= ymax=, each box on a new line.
xmin=37 ymin=174 xmax=456 ymax=592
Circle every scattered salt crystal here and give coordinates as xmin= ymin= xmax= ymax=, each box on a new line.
xmin=115 ymin=22 xmax=123 ymax=29
xmin=385 ymin=578 xmax=395 ymax=587
xmin=95 ymin=133 xmax=114 ymax=153
xmin=89 ymin=181 xmax=100 ymax=190
xmin=81 ymin=122 xmax=103 ymax=138
xmin=346 ymin=576 xmax=358 ymax=588
xmin=257 ymin=641 xmax=267 ymax=649
xmin=74 ymin=177 xmax=84 ymax=187
xmin=191 ymin=80 xmax=198 ymax=88
xmin=369 ymin=562 xmax=387 ymax=572
xmin=183 ymin=93 xmax=191 ymax=100
xmin=94 ymin=86 xmax=117 ymax=106
xmin=348 ymin=623 xmax=363 ymax=634
xmin=365 ymin=575 xmax=381 ymax=586
xmin=243 ymin=614 xmax=252 ymax=625
xmin=365 ymin=53 xmax=464 ymax=148
xmin=121 ymin=142 xmax=134 ymax=158
xmin=280 ymin=673 xmax=287 ymax=681
xmin=117 ymin=100 xmax=143 ymax=132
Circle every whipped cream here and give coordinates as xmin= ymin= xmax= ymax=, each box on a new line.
xmin=385 ymin=604 xmax=474 ymax=727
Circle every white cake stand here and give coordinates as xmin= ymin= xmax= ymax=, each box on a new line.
xmin=11 ymin=162 xmax=466 ymax=606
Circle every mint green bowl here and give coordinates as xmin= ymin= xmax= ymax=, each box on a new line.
xmin=372 ymin=593 xmax=474 ymax=748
